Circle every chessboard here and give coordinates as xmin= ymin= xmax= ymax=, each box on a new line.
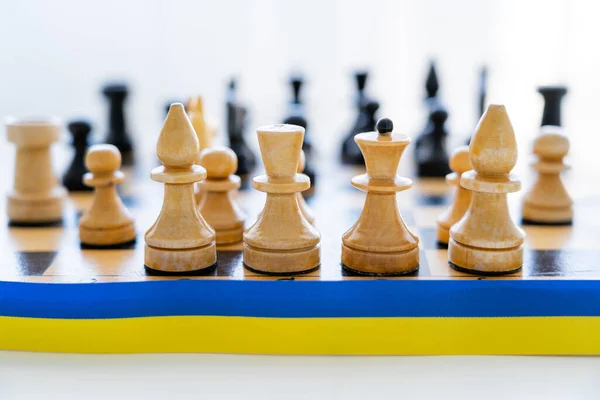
xmin=3 ymin=153 xmax=600 ymax=356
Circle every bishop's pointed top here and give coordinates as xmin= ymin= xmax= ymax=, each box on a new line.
xmin=157 ymin=103 xmax=199 ymax=168
xmin=425 ymin=61 xmax=439 ymax=98
xmin=187 ymin=96 xmax=204 ymax=114
xmin=470 ymin=104 xmax=517 ymax=176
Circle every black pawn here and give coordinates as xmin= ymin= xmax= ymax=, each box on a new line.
xmin=415 ymin=107 xmax=451 ymax=177
xmin=342 ymin=71 xmax=378 ymax=165
xmin=538 ymin=86 xmax=567 ymax=127
xmin=102 ymin=84 xmax=133 ymax=164
xmin=226 ymin=79 xmax=256 ymax=176
xmin=62 ymin=120 xmax=92 ymax=192
xmin=341 ymin=101 xmax=380 ymax=165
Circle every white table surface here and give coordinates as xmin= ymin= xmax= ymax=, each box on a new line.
xmin=1 ymin=352 xmax=599 ymax=399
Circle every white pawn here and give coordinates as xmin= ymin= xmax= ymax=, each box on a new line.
xmin=296 ymin=150 xmax=315 ymax=225
xmin=79 ymin=144 xmax=136 ymax=247
xmin=436 ymin=146 xmax=472 ymax=245
xmin=145 ymin=104 xmax=216 ymax=273
xmin=522 ymin=126 xmax=573 ymax=224
xmin=197 ymin=146 xmax=246 ymax=244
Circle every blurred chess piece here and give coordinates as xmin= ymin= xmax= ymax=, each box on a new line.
xmin=522 ymin=126 xmax=573 ymax=225
xmin=79 ymin=144 xmax=136 ymax=248
xmin=145 ymin=104 xmax=216 ymax=274
xmin=6 ymin=117 xmax=66 ymax=225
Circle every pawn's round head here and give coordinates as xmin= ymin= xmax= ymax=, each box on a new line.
xmin=534 ymin=126 xmax=569 ymax=160
xmin=198 ymin=146 xmax=237 ymax=179
xmin=430 ymin=108 xmax=448 ymax=125
xmin=376 ymin=118 xmax=393 ymax=136
xmin=85 ymin=144 xmax=121 ymax=174
xmin=449 ymin=145 xmax=472 ymax=174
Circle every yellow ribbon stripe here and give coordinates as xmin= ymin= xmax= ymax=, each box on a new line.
xmin=2 ymin=316 xmax=600 ymax=355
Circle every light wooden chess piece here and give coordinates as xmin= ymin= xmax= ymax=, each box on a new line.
xmin=6 ymin=117 xmax=67 ymax=225
xmin=436 ymin=146 xmax=472 ymax=245
xmin=188 ymin=96 xmax=213 ymax=205
xmin=341 ymin=118 xmax=419 ymax=275
xmin=79 ymin=144 xmax=136 ymax=247
xmin=243 ymin=124 xmax=320 ymax=275
xmin=297 ymin=150 xmax=315 ymax=225
xmin=145 ymin=103 xmax=216 ymax=274
xmin=522 ymin=126 xmax=573 ymax=225
xmin=187 ymin=96 xmax=212 ymax=150
xmin=197 ymin=146 xmax=246 ymax=244
xmin=448 ymin=105 xmax=525 ymax=275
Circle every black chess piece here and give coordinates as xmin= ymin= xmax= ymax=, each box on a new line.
xmin=415 ymin=107 xmax=451 ymax=177
xmin=341 ymin=101 xmax=380 ymax=165
xmin=538 ymin=86 xmax=567 ymax=127
xmin=466 ymin=66 xmax=488 ymax=145
xmin=283 ymin=75 xmax=316 ymax=188
xmin=355 ymin=70 xmax=369 ymax=109
xmin=62 ymin=120 xmax=93 ymax=192
xmin=425 ymin=61 xmax=439 ymax=100
xmin=226 ymin=79 xmax=256 ymax=176
xmin=415 ymin=61 xmax=451 ymax=177
xmin=341 ymin=71 xmax=378 ymax=165
xmin=102 ymin=84 xmax=134 ymax=165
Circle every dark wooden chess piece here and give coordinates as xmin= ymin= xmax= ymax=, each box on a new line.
xmin=283 ymin=75 xmax=316 ymax=190
xmin=226 ymin=79 xmax=256 ymax=176
xmin=466 ymin=66 xmax=488 ymax=145
xmin=415 ymin=107 xmax=451 ymax=177
xmin=62 ymin=120 xmax=93 ymax=192
xmin=538 ymin=86 xmax=567 ymax=127
xmin=341 ymin=101 xmax=380 ymax=165
xmin=415 ymin=61 xmax=451 ymax=177
xmin=102 ymin=84 xmax=134 ymax=165
xmin=341 ymin=71 xmax=378 ymax=165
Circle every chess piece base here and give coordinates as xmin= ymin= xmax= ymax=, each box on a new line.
xmin=243 ymin=242 xmax=320 ymax=275
xmin=215 ymin=225 xmax=244 ymax=245
xmin=521 ymin=203 xmax=573 ymax=225
xmin=341 ymin=243 xmax=419 ymax=276
xmin=7 ymin=193 xmax=65 ymax=224
xmin=436 ymin=225 xmax=450 ymax=245
xmin=79 ymin=222 xmax=136 ymax=247
xmin=448 ymin=238 xmax=523 ymax=275
xmin=145 ymin=243 xmax=216 ymax=273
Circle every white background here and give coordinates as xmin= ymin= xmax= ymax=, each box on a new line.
xmin=2 ymin=0 xmax=600 ymax=398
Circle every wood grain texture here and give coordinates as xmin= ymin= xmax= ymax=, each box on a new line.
xmin=197 ymin=146 xmax=246 ymax=244
xmin=144 ymin=104 xmax=216 ymax=273
xmin=5 ymin=118 xmax=66 ymax=224
xmin=449 ymin=105 xmax=525 ymax=274
xmin=341 ymin=120 xmax=419 ymax=275
xmin=436 ymin=146 xmax=472 ymax=245
xmin=522 ymin=126 xmax=573 ymax=224
xmin=79 ymin=144 xmax=135 ymax=246
xmin=243 ymin=124 xmax=321 ymax=274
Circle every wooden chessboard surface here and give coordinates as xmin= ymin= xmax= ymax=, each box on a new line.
xmin=2 ymin=156 xmax=600 ymax=284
